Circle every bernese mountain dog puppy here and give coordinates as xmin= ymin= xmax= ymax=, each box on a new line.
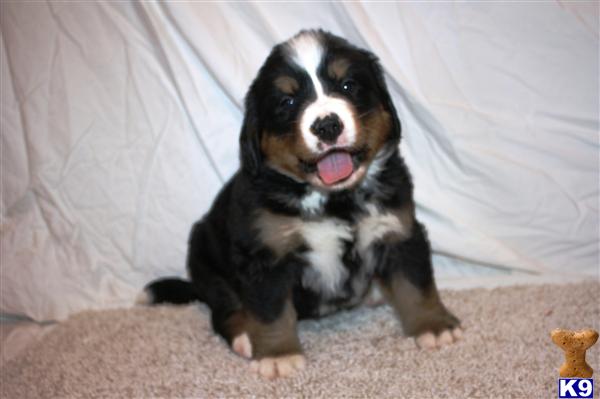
xmin=142 ymin=29 xmax=462 ymax=379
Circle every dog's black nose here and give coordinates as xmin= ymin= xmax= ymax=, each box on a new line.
xmin=310 ymin=114 xmax=343 ymax=143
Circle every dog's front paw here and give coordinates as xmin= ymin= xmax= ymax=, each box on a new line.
xmin=250 ymin=354 xmax=306 ymax=379
xmin=415 ymin=327 xmax=463 ymax=350
xmin=408 ymin=308 xmax=462 ymax=350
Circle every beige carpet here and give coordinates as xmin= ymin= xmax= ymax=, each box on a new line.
xmin=2 ymin=282 xmax=599 ymax=398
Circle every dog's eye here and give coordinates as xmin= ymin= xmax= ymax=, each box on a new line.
xmin=341 ymin=79 xmax=356 ymax=93
xmin=279 ymin=96 xmax=295 ymax=108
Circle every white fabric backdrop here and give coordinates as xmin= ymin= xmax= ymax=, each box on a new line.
xmin=1 ymin=2 xmax=598 ymax=322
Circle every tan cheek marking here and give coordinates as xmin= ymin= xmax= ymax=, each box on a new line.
xmin=358 ymin=106 xmax=392 ymax=161
xmin=274 ymin=76 xmax=299 ymax=95
xmin=261 ymin=133 xmax=300 ymax=177
xmin=328 ymin=58 xmax=350 ymax=80
xmin=260 ymin=131 xmax=314 ymax=179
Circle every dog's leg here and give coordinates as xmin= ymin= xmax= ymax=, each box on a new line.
xmin=224 ymin=299 xmax=305 ymax=379
xmin=207 ymin=254 xmax=305 ymax=379
xmin=375 ymin=221 xmax=462 ymax=349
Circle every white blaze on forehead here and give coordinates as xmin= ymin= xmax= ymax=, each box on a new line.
xmin=286 ymin=32 xmax=357 ymax=152
xmin=288 ymin=32 xmax=325 ymax=96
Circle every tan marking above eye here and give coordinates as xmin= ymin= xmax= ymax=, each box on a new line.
xmin=328 ymin=58 xmax=351 ymax=80
xmin=274 ymin=76 xmax=299 ymax=94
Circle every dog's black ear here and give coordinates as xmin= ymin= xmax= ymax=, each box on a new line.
xmin=239 ymin=88 xmax=262 ymax=176
xmin=367 ymin=52 xmax=402 ymax=142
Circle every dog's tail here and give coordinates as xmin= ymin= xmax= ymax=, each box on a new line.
xmin=136 ymin=277 xmax=204 ymax=306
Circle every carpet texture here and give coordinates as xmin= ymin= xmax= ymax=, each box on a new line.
xmin=2 ymin=282 xmax=599 ymax=398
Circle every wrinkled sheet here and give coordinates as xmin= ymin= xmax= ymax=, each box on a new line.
xmin=1 ymin=2 xmax=598 ymax=321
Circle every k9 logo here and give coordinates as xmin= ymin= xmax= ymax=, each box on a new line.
xmin=558 ymin=379 xmax=594 ymax=398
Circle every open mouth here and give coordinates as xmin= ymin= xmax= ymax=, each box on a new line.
xmin=316 ymin=151 xmax=355 ymax=185
xmin=300 ymin=147 xmax=367 ymax=187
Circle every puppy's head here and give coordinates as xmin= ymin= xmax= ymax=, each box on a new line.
xmin=240 ymin=30 xmax=400 ymax=191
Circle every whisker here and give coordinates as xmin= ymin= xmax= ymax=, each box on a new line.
xmin=356 ymin=109 xmax=377 ymax=119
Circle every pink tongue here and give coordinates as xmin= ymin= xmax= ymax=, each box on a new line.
xmin=317 ymin=151 xmax=354 ymax=185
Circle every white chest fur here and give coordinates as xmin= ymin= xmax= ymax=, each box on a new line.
xmin=300 ymin=219 xmax=352 ymax=297
xmin=257 ymin=197 xmax=413 ymax=300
